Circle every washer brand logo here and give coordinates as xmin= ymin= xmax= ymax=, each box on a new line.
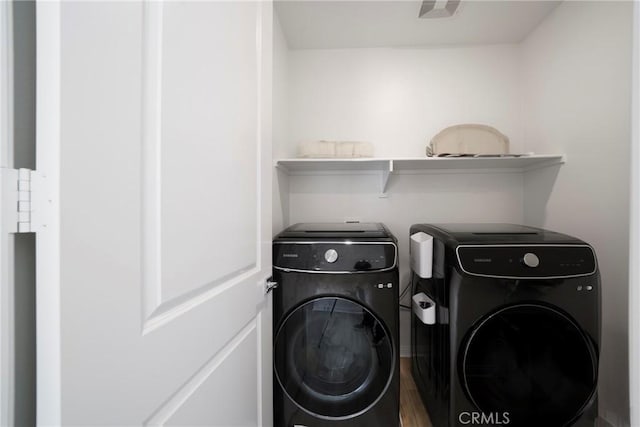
xmin=282 ymin=253 xmax=299 ymax=258
xmin=458 ymin=412 xmax=510 ymax=425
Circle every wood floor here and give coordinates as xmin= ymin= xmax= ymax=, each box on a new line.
xmin=400 ymin=357 xmax=433 ymax=427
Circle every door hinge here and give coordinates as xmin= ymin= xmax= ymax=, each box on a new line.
xmin=1 ymin=168 xmax=48 ymax=233
xmin=265 ymin=277 xmax=278 ymax=294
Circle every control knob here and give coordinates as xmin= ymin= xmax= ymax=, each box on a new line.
xmin=522 ymin=252 xmax=540 ymax=268
xmin=324 ymin=249 xmax=338 ymax=263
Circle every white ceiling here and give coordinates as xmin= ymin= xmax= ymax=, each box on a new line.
xmin=275 ymin=0 xmax=562 ymax=49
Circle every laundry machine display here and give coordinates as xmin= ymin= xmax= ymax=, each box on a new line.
xmin=273 ymin=223 xmax=399 ymax=427
xmin=410 ymin=223 xmax=600 ymax=427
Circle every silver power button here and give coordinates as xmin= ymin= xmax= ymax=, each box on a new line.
xmin=523 ymin=253 xmax=540 ymax=268
xmin=324 ymin=249 xmax=338 ymax=263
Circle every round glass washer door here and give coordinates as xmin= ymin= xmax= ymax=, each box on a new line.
xmin=274 ymin=297 xmax=394 ymax=419
xmin=460 ymin=303 xmax=598 ymax=427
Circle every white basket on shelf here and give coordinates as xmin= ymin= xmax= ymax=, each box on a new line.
xmin=427 ymin=124 xmax=509 ymax=156
xmin=298 ymin=140 xmax=373 ymax=158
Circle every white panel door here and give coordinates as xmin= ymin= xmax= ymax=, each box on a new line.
xmin=36 ymin=1 xmax=273 ymax=425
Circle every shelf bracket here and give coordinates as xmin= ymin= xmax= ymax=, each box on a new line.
xmin=379 ymin=160 xmax=393 ymax=197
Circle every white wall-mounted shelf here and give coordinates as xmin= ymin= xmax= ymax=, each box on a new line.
xmin=276 ymin=155 xmax=565 ymax=194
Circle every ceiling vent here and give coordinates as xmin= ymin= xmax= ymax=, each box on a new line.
xmin=419 ymin=0 xmax=461 ymax=18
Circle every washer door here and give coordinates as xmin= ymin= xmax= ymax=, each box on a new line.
xmin=460 ymin=304 xmax=598 ymax=427
xmin=274 ymin=297 xmax=394 ymax=419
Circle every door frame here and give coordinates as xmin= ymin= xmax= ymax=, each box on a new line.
xmin=0 ymin=0 xmax=15 ymax=425
xmin=34 ymin=1 xmax=62 ymax=425
xmin=258 ymin=1 xmax=274 ymax=425
xmin=630 ymin=1 xmax=640 ymax=425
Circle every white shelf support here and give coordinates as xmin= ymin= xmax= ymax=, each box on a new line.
xmin=379 ymin=159 xmax=393 ymax=196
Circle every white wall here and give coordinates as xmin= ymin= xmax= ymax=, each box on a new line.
xmin=521 ymin=2 xmax=633 ymax=426
xmin=277 ymin=44 xmax=527 ymax=354
xmin=286 ymin=45 xmax=523 ymax=157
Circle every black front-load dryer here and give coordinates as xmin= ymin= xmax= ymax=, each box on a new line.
xmin=410 ymin=224 xmax=600 ymax=427
xmin=273 ymin=223 xmax=399 ymax=427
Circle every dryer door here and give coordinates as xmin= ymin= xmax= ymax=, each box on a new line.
xmin=459 ymin=303 xmax=597 ymax=427
xmin=274 ymin=297 xmax=394 ymax=419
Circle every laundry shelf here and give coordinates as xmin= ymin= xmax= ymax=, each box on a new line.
xmin=275 ymin=155 xmax=565 ymax=194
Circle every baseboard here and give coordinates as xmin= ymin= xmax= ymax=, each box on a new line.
xmin=400 ymin=344 xmax=411 ymax=358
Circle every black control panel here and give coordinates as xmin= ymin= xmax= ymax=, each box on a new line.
xmin=457 ymin=245 xmax=596 ymax=278
xmin=273 ymin=242 xmax=397 ymax=272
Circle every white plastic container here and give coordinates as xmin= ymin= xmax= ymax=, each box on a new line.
xmin=412 ymin=292 xmax=436 ymax=325
xmin=352 ymin=141 xmax=374 ymax=157
xmin=297 ymin=140 xmax=336 ymax=158
xmin=410 ymin=231 xmax=433 ymax=279
xmin=335 ymin=141 xmax=354 ymax=157
xmin=297 ymin=140 xmax=373 ymax=158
